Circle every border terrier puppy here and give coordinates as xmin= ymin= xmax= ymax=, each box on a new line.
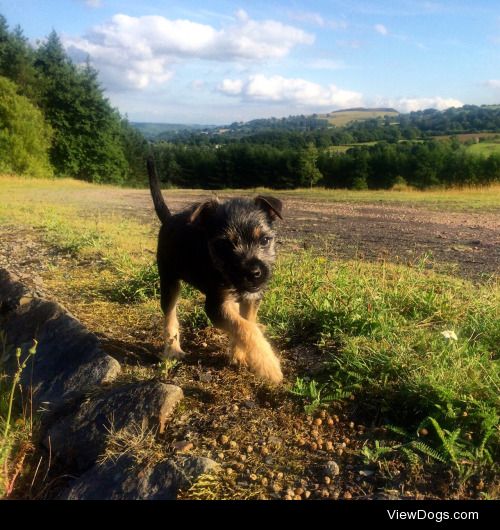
xmin=147 ymin=157 xmax=283 ymax=384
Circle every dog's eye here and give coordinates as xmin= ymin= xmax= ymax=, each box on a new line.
xmin=260 ymin=236 xmax=272 ymax=247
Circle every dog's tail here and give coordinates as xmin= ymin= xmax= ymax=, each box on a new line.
xmin=147 ymin=156 xmax=171 ymax=224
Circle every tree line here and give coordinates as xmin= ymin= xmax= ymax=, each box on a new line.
xmin=151 ymin=139 xmax=500 ymax=190
xmin=0 ymin=16 xmax=148 ymax=183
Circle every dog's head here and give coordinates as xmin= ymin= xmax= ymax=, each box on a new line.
xmin=190 ymin=195 xmax=283 ymax=294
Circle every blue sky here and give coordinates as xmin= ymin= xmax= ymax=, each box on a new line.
xmin=1 ymin=0 xmax=500 ymax=123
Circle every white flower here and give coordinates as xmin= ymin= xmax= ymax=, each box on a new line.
xmin=441 ymin=330 xmax=458 ymax=341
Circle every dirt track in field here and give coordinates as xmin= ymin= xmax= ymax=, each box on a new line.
xmin=107 ymin=189 xmax=500 ymax=280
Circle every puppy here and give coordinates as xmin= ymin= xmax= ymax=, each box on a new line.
xmin=147 ymin=157 xmax=283 ymax=384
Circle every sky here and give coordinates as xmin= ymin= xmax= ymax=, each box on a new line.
xmin=1 ymin=0 xmax=500 ymax=124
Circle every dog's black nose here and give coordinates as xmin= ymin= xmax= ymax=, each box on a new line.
xmin=249 ymin=267 xmax=262 ymax=279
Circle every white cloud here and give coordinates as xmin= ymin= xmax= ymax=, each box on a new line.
xmin=485 ymin=79 xmax=500 ymax=89
xmin=385 ymin=96 xmax=463 ymax=112
xmin=288 ymin=10 xmax=347 ymax=29
xmin=64 ymin=13 xmax=314 ymax=90
xmin=218 ymin=74 xmax=363 ymax=108
xmin=374 ymin=24 xmax=388 ymax=36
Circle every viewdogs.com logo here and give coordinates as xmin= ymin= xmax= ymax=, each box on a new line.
xmin=387 ymin=510 xmax=478 ymax=523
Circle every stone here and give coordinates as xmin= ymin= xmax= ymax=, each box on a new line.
xmin=0 ymin=268 xmax=120 ymax=410
xmin=58 ymin=454 xmax=218 ymax=500
xmin=44 ymin=381 xmax=183 ymax=472
xmin=323 ymin=460 xmax=340 ymax=477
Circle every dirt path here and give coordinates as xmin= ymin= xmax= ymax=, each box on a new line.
xmin=69 ymin=188 xmax=500 ymax=280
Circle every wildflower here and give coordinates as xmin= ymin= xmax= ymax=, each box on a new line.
xmin=441 ymin=330 xmax=458 ymax=341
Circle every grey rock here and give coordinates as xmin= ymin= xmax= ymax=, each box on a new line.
xmin=324 ymin=460 xmax=340 ymax=476
xmin=45 ymin=381 xmax=183 ymax=471
xmin=0 ymin=268 xmax=121 ymax=410
xmin=59 ymin=454 xmax=218 ymax=500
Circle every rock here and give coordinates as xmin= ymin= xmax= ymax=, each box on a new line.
xmin=173 ymin=440 xmax=194 ymax=453
xmin=323 ymin=460 xmax=340 ymax=477
xmin=44 ymin=381 xmax=183 ymax=472
xmin=199 ymin=372 xmax=213 ymax=383
xmin=243 ymin=400 xmax=255 ymax=409
xmin=0 ymin=268 xmax=120 ymax=410
xmin=58 ymin=454 xmax=218 ymax=500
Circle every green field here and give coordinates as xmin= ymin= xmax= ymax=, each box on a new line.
xmin=466 ymin=139 xmax=500 ymax=156
xmin=0 ymin=176 xmax=499 ymax=499
xmin=319 ymin=108 xmax=399 ymax=127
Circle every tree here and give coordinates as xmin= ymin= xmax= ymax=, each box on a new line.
xmin=0 ymin=76 xmax=53 ymax=177
xmin=34 ymin=32 xmax=128 ymax=182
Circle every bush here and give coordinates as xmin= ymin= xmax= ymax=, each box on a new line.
xmin=0 ymin=76 xmax=53 ymax=177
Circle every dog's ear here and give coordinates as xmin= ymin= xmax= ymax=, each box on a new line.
xmin=189 ymin=199 xmax=218 ymax=226
xmin=255 ymin=195 xmax=283 ymax=221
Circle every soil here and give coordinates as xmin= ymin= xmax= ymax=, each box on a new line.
xmin=0 ymin=192 xmax=498 ymax=500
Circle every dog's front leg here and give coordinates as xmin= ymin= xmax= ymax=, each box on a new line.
xmin=160 ymin=277 xmax=185 ymax=359
xmin=206 ymin=295 xmax=283 ymax=384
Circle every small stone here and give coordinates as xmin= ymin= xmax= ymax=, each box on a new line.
xmin=311 ymin=429 xmax=319 ymax=438
xmin=286 ymin=488 xmax=295 ymax=497
xmin=226 ymin=468 xmax=234 ymax=475
xmin=324 ymin=460 xmax=340 ymax=476
xmin=272 ymin=483 xmax=282 ymax=493
xmin=325 ymin=441 xmax=334 ymax=451
xmin=172 ymin=440 xmax=193 ymax=452
xmin=343 ymin=491 xmax=352 ymax=500
xmin=324 ymin=476 xmax=331 ymax=485
xmin=199 ymin=373 xmax=213 ymax=383
xmin=220 ymin=435 xmax=229 ymax=445
xmin=261 ymin=478 xmax=269 ymax=487
xmin=333 ymin=415 xmax=339 ymax=423
xmin=243 ymin=400 xmax=255 ymax=409
xmin=317 ymin=438 xmax=324 ymax=446
xmin=337 ymin=448 xmax=344 ymax=456
xmin=331 ymin=491 xmax=340 ymax=500
xmin=276 ymin=472 xmax=284 ymax=480
xmin=249 ymin=474 xmax=258 ymax=482
xmin=349 ymin=422 xmax=355 ymax=429
xmin=304 ymin=490 xmax=311 ymax=499
xmin=321 ymin=489 xmax=329 ymax=498
xmin=284 ymin=495 xmax=293 ymax=501
xmin=313 ymin=418 xmax=322 ymax=426
xmin=341 ymin=442 xmax=347 ymax=449
xmin=343 ymin=437 xmax=350 ymax=445
xmin=297 ymin=438 xmax=306 ymax=446
xmin=294 ymin=487 xmax=304 ymax=496
xmin=239 ymin=454 xmax=247 ymax=462
xmin=232 ymin=404 xmax=239 ymax=412
xmin=309 ymin=442 xmax=318 ymax=451
xmin=293 ymin=495 xmax=302 ymax=501
xmin=261 ymin=446 xmax=270 ymax=456
xmin=327 ymin=418 xmax=334 ymax=427
xmin=246 ymin=445 xmax=254 ymax=454
xmin=419 ymin=428 xmax=429 ymax=437
xmin=229 ymin=440 xmax=238 ymax=449
xmin=217 ymin=452 xmax=225 ymax=460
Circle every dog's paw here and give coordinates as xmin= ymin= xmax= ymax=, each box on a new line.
xmin=254 ymin=350 xmax=283 ymax=385
xmin=160 ymin=344 xmax=187 ymax=360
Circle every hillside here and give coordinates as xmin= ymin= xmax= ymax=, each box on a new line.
xmin=318 ymin=107 xmax=399 ymax=127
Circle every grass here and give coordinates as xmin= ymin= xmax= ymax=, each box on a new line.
xmin=466 ymin=140 xmax=500 ymax=156
xmin=0 ymin=336 xmax=37 ymax=498
xmin=0 ymin=174 xmax=498 ymax=494
xmin=263 ymin=253 xmax=499 ymax=469
xmin=318 ymin=109 xmax=399 ymax=127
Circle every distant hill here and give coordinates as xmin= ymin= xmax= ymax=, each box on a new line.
xmin=318 ymin=107 xmax=399 ymax=127
xmin=131 ymin=122 xmax=216 ymax=140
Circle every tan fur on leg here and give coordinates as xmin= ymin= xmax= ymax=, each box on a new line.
xmin=162 ymin=305 xmax=186 ymax=359
xmin=239 ymin=298 xmax=261 ymax=322
xmin=220 ymin=298 xmax=282 ymax=384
